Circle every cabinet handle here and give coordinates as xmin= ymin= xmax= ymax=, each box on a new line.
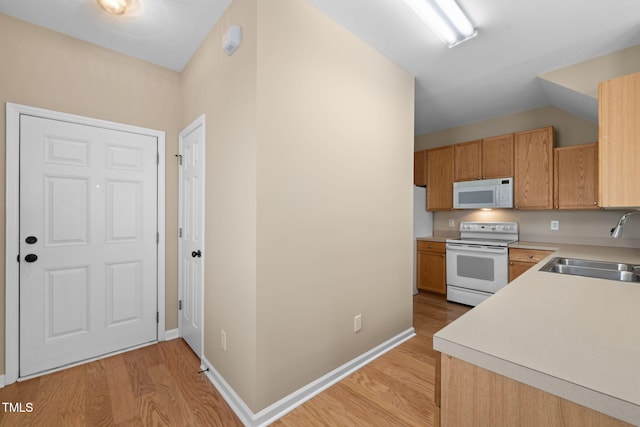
xmin=593 ymin=201 xmax=598 ymax=205
xmin=509 ymin=262 xmax=513 ymax=265
xmin=441 ymin=254 xmax=445 ymax=257
xmin=528 ymin=254 xmax=533 ymax=259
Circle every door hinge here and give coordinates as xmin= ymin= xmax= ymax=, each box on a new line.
xmin=179 ymin=300 xmax=183 ymax=310
xmin=179 ymin=227 xmax=183 ymax=238
xmin=17 ymin=254 xmax=19 ymax=262
xmin=157 ymin=152 xmax=160 ymax=165
xmin=156 ymin=312 xmax=159 ymax=323
xmin=156 ymin=232 xmax=160 ymax=244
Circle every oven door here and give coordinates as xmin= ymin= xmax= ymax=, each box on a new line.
xmin=446 ymin=243 xmax=508 ymax=293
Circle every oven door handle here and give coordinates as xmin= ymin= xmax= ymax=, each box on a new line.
xmin=446 ymin=243 xmax=508 ymax=254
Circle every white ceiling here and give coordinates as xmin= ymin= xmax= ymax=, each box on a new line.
xmin=0 ymin=0 xmax=232 ymax=72
xmin=1 ymin=0 xmax=640 ymax=135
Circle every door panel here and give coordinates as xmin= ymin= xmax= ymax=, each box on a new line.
xmin=44 ymin=266 xmax=90 ymax=340
xmin=106 ymin=261 xmax=143 ymax=326
xmin=179 ymin=120 xmax=205 ymax=357
xmin=20 ymin=115 xmax=158 ymax=377
xmin=106 ymin=180 xmax=143 ymax=242
xmin=44 ymin=176 xmax=91 ymax=245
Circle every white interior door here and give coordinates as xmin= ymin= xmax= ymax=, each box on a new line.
xmin=178 ymin=117 xmax=205 ymax=357
xmin=19 ymin=115 xmax=158 ymax=377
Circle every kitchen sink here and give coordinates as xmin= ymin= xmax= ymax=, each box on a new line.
xmin=539 ymin=257 xmax=640 ymax=282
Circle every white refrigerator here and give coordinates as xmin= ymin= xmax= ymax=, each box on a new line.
xmin=413 ymin=186 xmax=433 ymax=294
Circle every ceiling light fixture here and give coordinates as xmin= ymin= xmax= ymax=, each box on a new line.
xmin=97 ymin=0 xmax=128 ymax=15
xmin=403 ymin=0 xmax=477 ymax=47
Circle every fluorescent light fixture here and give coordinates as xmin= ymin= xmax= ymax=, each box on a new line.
xmin=404 ymin=0 xmax=477 ymax=47
xmin=97 ymin=0 xmax=128 ymax=15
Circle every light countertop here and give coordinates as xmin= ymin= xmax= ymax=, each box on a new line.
xmin=416 ymin=235 xmax=450 ymax=243
xmin=433 ymin=243 xmax=640 ymax=425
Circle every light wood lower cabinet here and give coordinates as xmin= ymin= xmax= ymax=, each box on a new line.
xmin=440 ymin=355 xmax=632 ymax=427
xmin=508 ymin=248 xmax=553 ymax=282
xmin=417 ymin=241 xmax=446 ymax=294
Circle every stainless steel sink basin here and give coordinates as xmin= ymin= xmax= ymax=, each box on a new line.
xmin=539 ymin=257 xmax=640 ymax=282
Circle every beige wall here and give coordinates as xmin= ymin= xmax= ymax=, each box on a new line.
xmin=539 ymin=44 xmax=640 ymax=98
xmin=414 ymin=106 xmax=597 ymax=150
xmin=432 ymin=209 xmax=639 ymax=248
xmin=0 ymin=14 xmax=182 ymax=375
xmin=182 ymin=0 xmax=414 ymax=412
xmin=181 ymin=0 xmax=259 ymax=408
xmin=254 ymin=0 xmax=414 ymax=410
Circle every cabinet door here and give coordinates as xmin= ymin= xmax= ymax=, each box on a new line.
xmin=427 ymin=145 xmax=454 ymax=211
xmin=514 ymin=127 xmax=554 ymax=209
xmin=417 ymin=250 xmax=446 ymax=294
xmin=599 ymin=72 xmax=640 ymax=207
xmin=414 ymin=150 xmax=428 ymax=187
xmin=508 ymin=261 xmax=533 ymax=282
xmin=482 ymin=134 xmax=514 ymax=179
xmin=454 ymin=140 xmax=482 ymax=182
xmin=554 ymin=143 xmax=598 ymax=209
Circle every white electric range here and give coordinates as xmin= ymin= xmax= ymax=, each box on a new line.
xmin=445 ymin=222 xmax=519 ymax=306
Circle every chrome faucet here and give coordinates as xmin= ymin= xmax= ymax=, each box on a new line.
xmin=610 ymin=211 xmax=640 ymax=238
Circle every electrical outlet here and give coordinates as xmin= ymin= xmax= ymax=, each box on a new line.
xmin=354 ymin=314 xmax=362 ymax=333
xmin=448 ymin=219 xmax=455 ymax=228
xmin=221 ymin=330 xmax=227 ymax=351
xmin=550 ymin=220 xmax=559 ymax=231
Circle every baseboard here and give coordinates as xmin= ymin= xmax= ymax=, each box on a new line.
xmin=201 ymin=327 xmax=416 ymax=427
xmin=165 ymin=329 xmax=179 ymax=340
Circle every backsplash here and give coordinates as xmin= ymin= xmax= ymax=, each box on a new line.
xmin=432 ymin=209 xmax=640 ymax=248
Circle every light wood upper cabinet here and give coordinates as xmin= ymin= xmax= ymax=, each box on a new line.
xmin=482 ymin=134 xmax=514 ymax=179
xmin=599 ymin=72 xmax=640 ymax=208
xmin=414 ymin=150 xmax=427 ymax=187
xmin=554 ymin=143 xmax=598 ymax=209
xmin=514 ymin=126 xmax=554 ymax=209
xmin=454 ymin=135 xmax=514 ymax=182
xmin=427 ymin=145 xmax=454 ymax=211
xmin=454 ymin=140 xmax=482 ymax=181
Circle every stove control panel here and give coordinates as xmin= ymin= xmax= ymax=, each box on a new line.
xmin=459 ymin=222 xmax=518 ymax=234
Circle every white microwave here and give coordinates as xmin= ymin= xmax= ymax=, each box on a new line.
xmin=453 ymin=178 xmax=513 ymax=209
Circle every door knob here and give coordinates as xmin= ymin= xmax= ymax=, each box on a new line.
xmin=24 ymin=254 xmax=38 ymax=263
xmin=25 ymin=236 xmax=38 ymax=244
xmin=191 ymin=250 xmax=202 ymax=258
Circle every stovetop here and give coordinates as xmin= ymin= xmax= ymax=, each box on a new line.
xmin=447 ymin=237 xmax=518 ymax=247
xmin=446 ymin=221 xmax=519 ymax=247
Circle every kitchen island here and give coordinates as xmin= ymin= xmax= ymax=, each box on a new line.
xmin=434 ymin=243 xmax=640 ymax=426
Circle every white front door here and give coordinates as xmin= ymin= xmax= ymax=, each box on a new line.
xmin=178 ymin=116 xmax=205 ymax=357
xmin=19 ymin=115 xmax=158 ymax=377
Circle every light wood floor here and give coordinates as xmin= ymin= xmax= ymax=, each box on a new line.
xmin=0 ymin=292 xmax=469 ymax=426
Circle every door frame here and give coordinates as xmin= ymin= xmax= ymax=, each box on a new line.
xmin=177 ymin=114 xmax=205 ymax=358
xmin=5 ymin=103 xmax=166 ymax=385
